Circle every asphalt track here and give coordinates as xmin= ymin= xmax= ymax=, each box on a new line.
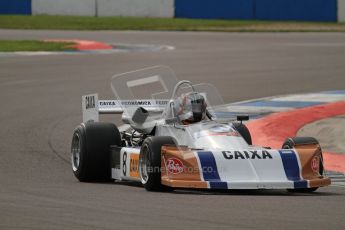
xmin=1 ymin=30 xmax=345 ymax=230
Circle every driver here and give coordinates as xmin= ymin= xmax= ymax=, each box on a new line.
xmin=174 ymin=92 xmax=207 ymax=124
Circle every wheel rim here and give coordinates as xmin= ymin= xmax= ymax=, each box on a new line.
xmin=139 ymin=145 xmax=151 ymax=184
xmin=71 ymin=133 xmax=81 ymax=172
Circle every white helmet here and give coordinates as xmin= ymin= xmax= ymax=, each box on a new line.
xmin=175 ymin=92 xmax=207 ymax=124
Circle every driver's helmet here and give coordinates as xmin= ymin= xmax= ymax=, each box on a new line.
xmin=175 ymin=92 xmax=207 ymax=124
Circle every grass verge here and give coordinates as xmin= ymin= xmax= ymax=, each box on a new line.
xmin=0 ymin=15 xmax=344 ymax=32
xmin=0 ymin=40 xmax=76 ymax=52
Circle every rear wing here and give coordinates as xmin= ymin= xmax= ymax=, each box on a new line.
xmin=82 ymin=94 xmax=169 ymax=122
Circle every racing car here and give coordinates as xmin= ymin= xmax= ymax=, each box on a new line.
xmin=71 ymin=66 xmax=331 ymax=192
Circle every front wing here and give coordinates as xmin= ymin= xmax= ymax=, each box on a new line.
xmin=161 ymin=146 xmax=331 ymax=190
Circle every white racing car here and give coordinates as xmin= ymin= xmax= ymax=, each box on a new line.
xmin=71 ymin=66 xmax=331 ymax=192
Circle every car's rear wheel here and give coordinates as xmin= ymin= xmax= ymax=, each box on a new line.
xmin=71 ymin=122 xmax=121 ymax=182
xmin=233 ymin=122 xmax=252 ymax=145
xmin=139 ymin=136 xmax=176 ymax=191
xmin=282 ymin=137 xmax=323 ymax=193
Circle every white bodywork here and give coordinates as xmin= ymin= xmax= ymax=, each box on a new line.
xmin=156 ymin=121 xmax=249 ymax=149
xmin=111 ymin=147 xmax=141 ymax=182
xmin=81 ymin=66 xmax=328 ymax=190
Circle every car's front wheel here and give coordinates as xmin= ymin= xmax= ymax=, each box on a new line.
xmin=139 ymin=136 xmax=176 ymax=191
xmin=233 ymin=122 xmax=252 ymax=145
xmin=282 ymin=137 xmax=324 ymax=193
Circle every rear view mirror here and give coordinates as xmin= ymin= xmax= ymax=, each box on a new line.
xmin=237 ymin=115 xmax=249 ymax=123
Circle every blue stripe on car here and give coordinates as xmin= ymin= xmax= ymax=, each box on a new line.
xmin=197 ymin=151 xmax=228 ymax=189
xmin=209 ymin=182 xmax=228 ymax=189
xmin=279 ymin=150 xmax=308 ymax=188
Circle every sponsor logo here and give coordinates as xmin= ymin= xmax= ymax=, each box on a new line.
xmin=166 ymin=158 xmax=184 ymax=174
xmin=85 ymin=96 xmax=95 ymax=109
xmin=194 ymin=124 xmax=240 ymax=139
xmin=99 ymin=100 xmax=168 ymax=107
xmin=194 ymin=129 xmax=240 ymax=139
xmin=121 ymin=101 xmax=152 ymax=106
xmin=100 ymin=101 xmax=117 ymax=106
xmin=311 ymin=155 xmax=320 ymax=173
xmin=209 ymin=125 xmax=232 ymax=133
xmin=156 ymin=100 xmax=168 ymax=105
xmin=222 ymin=150 xmax=273 ymax=160
xmin=130 ymin=154 xmax=140 ymax=178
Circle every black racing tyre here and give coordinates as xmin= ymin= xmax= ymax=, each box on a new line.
xmin=139 ymin=136 xmax=176 ymax=191
xmin=282 ymin=137 xmax=323 ymax=193
xmin=71 ymin=122 xmax=121 ymax=182
xmin=282 ymin=137 xmax=319 ymax=149
xmin=233 ymin=122 xmax=252 ymax=145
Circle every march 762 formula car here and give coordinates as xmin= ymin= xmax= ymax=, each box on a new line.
xmin=71 ymin=66 xmax=331 ymax=192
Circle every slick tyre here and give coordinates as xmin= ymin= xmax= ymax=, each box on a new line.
xmin=139 ymin=136 xmax=176 ymax=191
xmin=71 ymin=122 xmax=121 ymax=182
xmin=233 ymin=122 xmax=252 ymax=145
xmin=282 ymin=137 xmax=323 ymax=193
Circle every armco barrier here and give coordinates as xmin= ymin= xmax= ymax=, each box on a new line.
xmin=175 ymin=0 xmax=254 ymax=20
xmin=31 ymin=0 xmax=174 ymax=18
xmin=97 ymin=0 xmax=174 ymax=18
xmin=32 ymin=0 xmax=95 ymax=16
xmin=0 ymin=0 xmax=31 ymax=15
xmin=255 ymin=0 xmax=337 ymax=22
